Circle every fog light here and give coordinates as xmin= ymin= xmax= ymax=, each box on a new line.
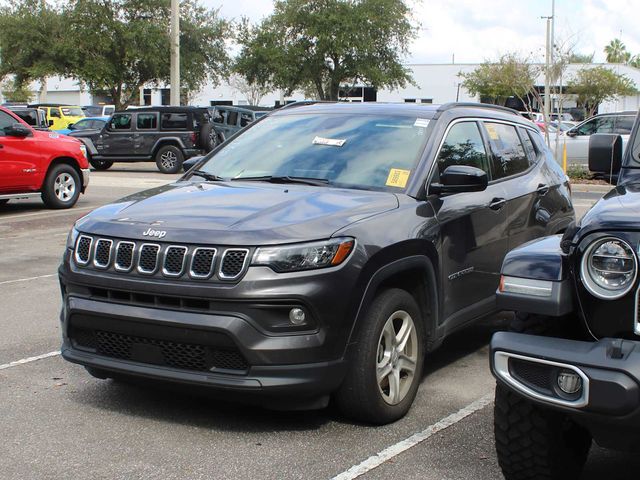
xmin=289 ymin=308 xmax=306 ymax=325
xmin=557 ymin=369 xmax=582 ymax=394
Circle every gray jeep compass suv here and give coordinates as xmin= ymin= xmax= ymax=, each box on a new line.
xmin=59 ymin=102 xmax=575 ymax=424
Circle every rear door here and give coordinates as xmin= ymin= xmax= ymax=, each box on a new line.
xmin=0 ymin=111 xmax=40 ymax=191
xmin=429 ymin=120 xmax=508 ymax=322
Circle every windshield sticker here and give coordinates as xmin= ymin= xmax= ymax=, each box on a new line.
xmin=485 ymin=124 xmax=500 ymax=140
xmin=414 ymin=118 xmax=430 ymax=128
xmin=312 ymin=136 xmax=346 ymax=147
xmin=386 ymin=168 xmax=411 ymax=188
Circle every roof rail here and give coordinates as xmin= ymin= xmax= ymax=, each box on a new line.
xmin=437 ymin=102 xmax=519 ymax=115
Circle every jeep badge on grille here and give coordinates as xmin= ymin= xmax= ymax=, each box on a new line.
xmin=142 ymin=228 xmax=167 ymax=239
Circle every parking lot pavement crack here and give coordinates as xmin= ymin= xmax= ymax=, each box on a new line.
xmin=330 ymin=393 xmax=493 ymax=480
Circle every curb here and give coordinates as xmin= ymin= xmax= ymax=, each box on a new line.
xmin=570 ymin=183 xmax=614 ymax=193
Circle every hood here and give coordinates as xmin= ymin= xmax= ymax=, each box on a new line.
xmin=69 ymin=128 xmax=102 ymax=138
xmin=34 ymin=129 xmax=81 ymax=144
xmin=77 ymin=180 xmax=399 ymax=245
xmin=578 ymin=181 xmax=640 ymax=237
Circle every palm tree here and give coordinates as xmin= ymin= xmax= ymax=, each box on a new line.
xmin=604 ymin=38 xmax=631 ymax=63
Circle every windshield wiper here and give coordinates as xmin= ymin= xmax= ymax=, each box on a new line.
xmin=191 ymin=170 xmax=225 ymax=182
xmin=231 ymin=175 xmax=330 ymax=186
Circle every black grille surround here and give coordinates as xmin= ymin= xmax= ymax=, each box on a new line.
xmin=73 ymin=234 xmax=250 ymax=282
xmin=70 ymin=327 xmax=249 ymax=374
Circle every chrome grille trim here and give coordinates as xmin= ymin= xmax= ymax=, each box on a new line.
xmin=114 ymin=241 xmax=136 ymax=272
xmin=137 ymin=243 xmax=161 ymax=275
xmin=189 ymin=247 xmax=217 ymax=279
xmin=74 ymin=235 xmax=93 ymax=266
xmin=93 ymin=239 xmax=113 ymax=269
xmin=162 ymin=245 xmax=188 ymax=277
xmin=219 ymin=248 xmax=250 ymax=280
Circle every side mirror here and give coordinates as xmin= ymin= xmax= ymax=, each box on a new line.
xmin=589 ymin=133 xmax=622 ymax=174
xmin=566 ymin=129 xmax=578 ymax=137
xmin=48 ymin=119 xmax=54 ymax=127
xmin=430 ymin=165 xmax=488 ymax=195
xmin=5 ymin=123 xmax=32 ymax=137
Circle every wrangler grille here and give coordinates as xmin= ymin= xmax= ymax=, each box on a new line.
xmin=73 ymin=235 xmax=249 ymax=281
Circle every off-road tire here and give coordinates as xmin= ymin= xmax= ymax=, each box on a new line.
xmin=335 ymin=288 xmax=425 ymax=424
xmin=199 ymin=123 xmax=221 ymax=152
xmin=155 ymin=145 xmax=184 ymax=174
xmin=41 ymin=164 xmax=81 ymax=209
xmin=85 ymin=367 xmax=110 ymax=379
xmin=89 ymin=158 xmax=114 ymax=171
xmin=494 ymin=384 xmax=591 ymax=480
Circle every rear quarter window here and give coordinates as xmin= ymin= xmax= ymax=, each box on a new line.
xmin=483 ymin=122 xmax=530 ymax=180
xmin=161 ymin=113 xmax=188 ymax=130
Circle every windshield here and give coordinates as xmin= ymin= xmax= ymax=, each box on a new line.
xmin=194 ymin=113 xmax=430 ymax=190
xmin=61 ymin=107 xmax=84 ymax=117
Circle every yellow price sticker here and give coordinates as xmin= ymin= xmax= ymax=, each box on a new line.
xmin=386 ymin=168 xmax=411 ymax=188
xmin=485 ymin=124 xmax=500 ymax=140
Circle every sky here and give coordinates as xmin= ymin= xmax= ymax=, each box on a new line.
xmin=209 ymin=0 xmax=640 ymax=65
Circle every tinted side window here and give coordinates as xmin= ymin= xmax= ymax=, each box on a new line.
xmin=161 ymin=113 xmax=188 ymax=129
xmin=519 ymin=127 xmax=537 ymax=164
xmin=436 ymin=122 xmax=489 ymax=177
xmin=226 ymin=110 xmax=239 ymax=126
xmin=576 ymin=116 xmax=615 ymax=135
xmin=109 ymin=113 xmax=132 ymax=130
xmin=137 ymin=113 xmax=158 ymax=130
xmin=0 ymin=111 xmax=16 ymax=134
xmin=49 ymin=108 xmax=61 ymax=118
xmin=484 ymin=122 xmax=529 ymax=180
xmin=240 ymin=112 xmax=253 ymax=127
xmin=212 ymin=109 xmax=225 ymax=124
xmin=615 ymin=116 xmax=635 ymax=134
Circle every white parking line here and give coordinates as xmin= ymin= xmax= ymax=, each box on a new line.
xmin=0 ymin=273 xmax=58 ymax=286
xmin=331 ymin=394 xmax=493 ymax=480
xmin=0 ymin=351 xmax=60 ymax=371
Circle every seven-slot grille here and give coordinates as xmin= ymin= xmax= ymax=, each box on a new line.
xmin=73 ymin=235 xmax=248 ymax=281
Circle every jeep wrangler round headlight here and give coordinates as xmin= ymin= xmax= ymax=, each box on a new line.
xmin=252 ymin=238 xmax=355 ymax=273
xmin=580 ymin=237 xmax=637 ymax=299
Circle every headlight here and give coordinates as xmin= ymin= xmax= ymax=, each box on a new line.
xmin=580 ymin=237 xmax=637 ymax=300
xmin=252 ymin=238 xmax=355 ymax=273
xmin=66 ymin=227 xmax=79 ymax=250
xmin=79 ymin=144 xmax=87 ymax=158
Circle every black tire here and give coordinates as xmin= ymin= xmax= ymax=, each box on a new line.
xmin=494 ymin=384 xmax=591 ymax=480
xmin=89 ymin=158 xmax=114 ymax=171
xmin=335 ymin=288 xmax=425 ymax=424
xmin=155 ymin=145 xmax=184 ymax=174
xmin=41 ymin=164 xmax=81 ymax=209
xmin=199 ymin=123 xmax=219 ymax=152
xmin=85 ymin=367 xmax=110 ymax=380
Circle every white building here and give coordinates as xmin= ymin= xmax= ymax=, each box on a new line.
xmin=7 ymin=63 xmax=640 ymax=115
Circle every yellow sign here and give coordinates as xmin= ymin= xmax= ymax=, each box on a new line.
xmin=485 ymin=124 xmax=500 ymax=140
xmin=386 ymin=169 xmax=411 ymax=188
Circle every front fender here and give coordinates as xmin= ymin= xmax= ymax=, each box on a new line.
xmin=498 ymin=235 xmax=574 ymax=316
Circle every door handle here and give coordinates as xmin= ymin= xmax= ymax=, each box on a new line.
xmin=536 ymin=184 xmax=549 ymax=196
xmin=489 ymin=198 xmax=506 ymax=211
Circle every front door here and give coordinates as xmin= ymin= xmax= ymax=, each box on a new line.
xmin=564 ymin=115 xmax=615 ymax=164
xmin=429 ymin=120 xmax=508 ymax=322
xmin=0 ymin=111 xmax=40 ymax=191
xmin=97 ymin=113 xmax=135 ymax=156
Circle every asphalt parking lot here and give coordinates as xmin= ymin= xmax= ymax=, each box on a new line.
xmin=1 ymin=166 xmax=638 ymax=480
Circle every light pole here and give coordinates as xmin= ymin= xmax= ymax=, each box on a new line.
xmin=170 ymin=0 xmax=180 ymax=106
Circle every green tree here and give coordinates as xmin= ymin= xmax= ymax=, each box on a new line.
xmin=1 ymin=78 xmax=34 ymax=103
xmin=629 ymin=55 xmax=640 ymax=69
xmin=0 ymin=0 xmax=65 ymax=98
xmin=604 ymin=38 xmax=631 ymax=63
xmin=568 ymin=66 xmax=637 ymax=117
xmin=568 ymin=52 xmax=594 ymax=63
xmin=62 ymin=0 xmax=229 ymax=109
xmin=235 ymin=0 xmax=417 ymax=101
xmin=459 ymin=53 xmax=542 ymax=109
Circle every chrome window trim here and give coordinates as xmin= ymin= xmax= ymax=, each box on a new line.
xmin=494 ymin=351 xmax=590 ymax=409
xmin=74 ymin=235 xmax=93 ymax=266
xmin=189 ymin=247 xmax=217 ymax=279
xmin=162 ymin=245 xmax=188 ymax=277
xmin=634 ymin=287 xmax=640 ymax=336
xmin=219 ymin=248 xmax=250 ymax=280
xmin=137 ymin=243 xmax=161 ymax=275
xmin=114 ymin=241 xmax=136 ymax=272
xmin=92 ymin=238 xmax=113 ymax=269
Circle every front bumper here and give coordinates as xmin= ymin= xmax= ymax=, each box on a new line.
xmin=81 ymin=168 xmax=90 ymax=191
xmin=491 ymin=332 xmax=640 ymax=450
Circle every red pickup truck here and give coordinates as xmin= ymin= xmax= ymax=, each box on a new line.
xmin=0 ymin=106 xmax=90 ymax=209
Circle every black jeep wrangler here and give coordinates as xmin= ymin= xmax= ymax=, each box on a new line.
xmin=71 ymin=106 xmax=222 ymax=174
xmin=59 ymin=102 xmax=574 ymax=424
xmin=491 ymin=110 xmax=640 ymax=478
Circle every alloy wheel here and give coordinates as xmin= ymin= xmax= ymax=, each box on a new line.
xmin=54 ymin=173 xmax=76 ymax=202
